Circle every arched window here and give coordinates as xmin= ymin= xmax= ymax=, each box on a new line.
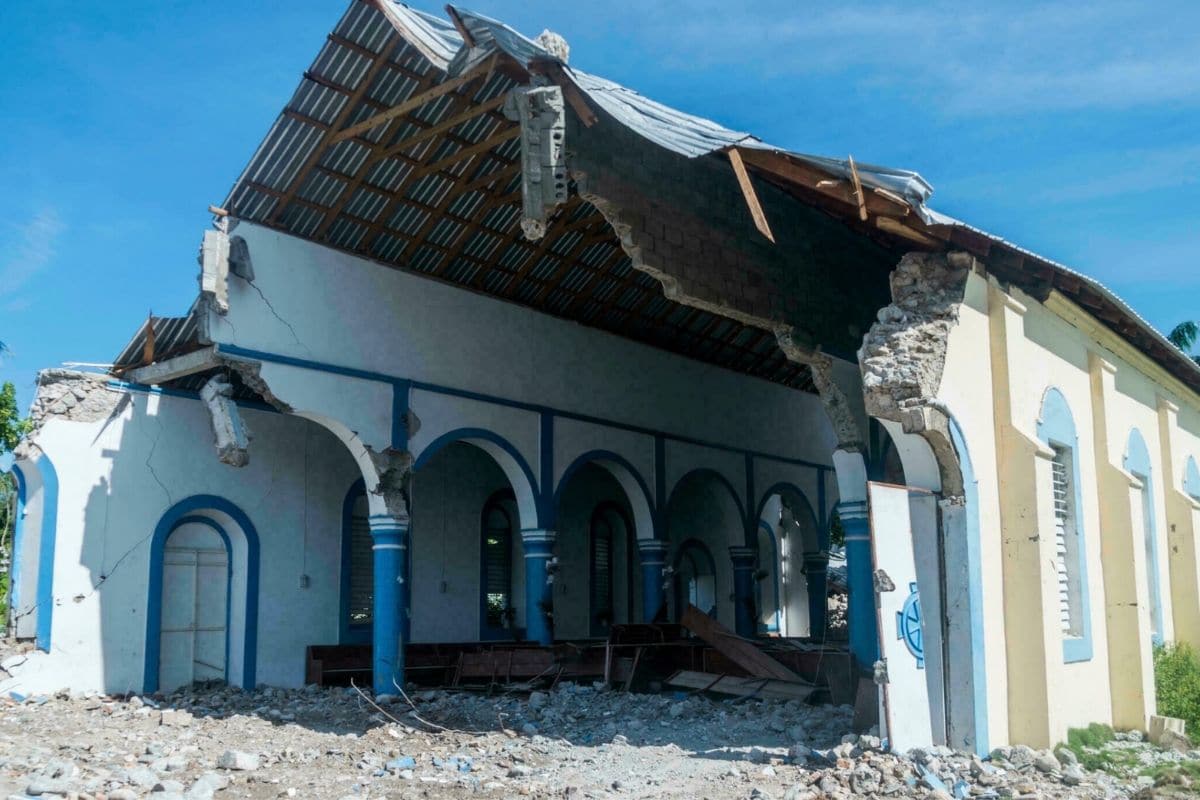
xmin=588 ymin=503 xmax=631 ymax=636
xmin=481 ymin=490 xmax=515 ymax=639
xmin=1037 ymin=387 xmax=1092 ymax=663
xmin=1186 ymin=456 xmax=1200 ymax=502
xmin=1125 ymin=429 xmax=1163 ymax=645
xmin=340 ymin=482 xmax=372 ymax=644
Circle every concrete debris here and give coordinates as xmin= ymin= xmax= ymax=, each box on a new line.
xmin=505 ymin=85 xmax=568 ymax=241
xmin=534 ymin=30 xmax=569 ymax=63
xmin=2 ymin=681 xmax=1195 ymax=799
xmin=198 ymin=374 xmax=250 ymax=467
xmin=25 ymin=370 xmax=121 ymax=429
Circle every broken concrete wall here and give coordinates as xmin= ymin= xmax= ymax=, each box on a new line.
xmin=859 ymin=251 xmax=974 ymax=494
xmin=567 ymin=111 xmax=901 ymax=357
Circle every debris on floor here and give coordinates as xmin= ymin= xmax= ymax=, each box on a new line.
xmin=3 ymin=682 xmax=1197 ymax=799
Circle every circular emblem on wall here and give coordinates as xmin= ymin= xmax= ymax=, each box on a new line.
xmin=895 ymin=581 xmax=924 ymax=669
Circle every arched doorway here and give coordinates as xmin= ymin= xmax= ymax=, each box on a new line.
xmin=551 ymin=459 xmax=641 ymax=639
xmin=673 ymin=539 xmax=718 ymax=621
xmin=158 ymin=518 xmax=230 ymax=690
xmin=756 ymin=485 xmax=821 ymax=637
xmin=408 ymin=437 xmax=535 ymax=643
xmin=664 ymin=470 xmax=746 ymax=629
xmin=144 ymin=496 xmax=260 ymax=694
xmin=589 ymin=502 xmax=634 ymax=637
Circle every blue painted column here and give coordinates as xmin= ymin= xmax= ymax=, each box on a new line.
xmin=839 ymin=499 xmax=878 ymax=668
xmin=521 ymin=529 xmax=556 ymax=646
xmin=637 ymin=539 xmax=669 ymax=623
xmin=804 ymin=552 xmax=829 ymax=639
xmin=730 ymin=546 xmax=758 ymax=637
xmin=369 ymin=514 xmax=409 ymax=696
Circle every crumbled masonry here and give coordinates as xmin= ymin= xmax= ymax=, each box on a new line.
xmin=860 ymin=251 xmax=976 ymax=494
xmin=0 ymin=680 xmax=1195 ymax=799
xmin=26 ymin=370 xmax=122 ymax=427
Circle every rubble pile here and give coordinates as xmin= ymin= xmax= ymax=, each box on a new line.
xmin=0 ymin=682 xmax=1195 ymax=799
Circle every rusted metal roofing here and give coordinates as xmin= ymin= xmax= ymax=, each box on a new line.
xmin=112 ymin=308 xmax=203 ymax=372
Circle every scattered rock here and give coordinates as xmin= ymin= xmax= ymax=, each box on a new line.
xmin=216 ymin=750 xmax=259 ymax=771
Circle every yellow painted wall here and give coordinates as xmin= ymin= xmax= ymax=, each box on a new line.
xmin=933 ymin=271 xmax=1200 ymax=747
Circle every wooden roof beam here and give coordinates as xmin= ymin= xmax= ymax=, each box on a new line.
xmin=727 ymin=149 xmax=775 ymax=243
xmin=330 ymin=56 xmax=495 ymax=144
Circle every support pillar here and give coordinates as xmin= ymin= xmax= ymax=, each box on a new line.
xmin=637 ymin=539 xmax=669 ymax=623
xmin=730 ymin=546 xmax=758 ymax=638
xmin=804 ymin=552 xmax=830 ymax=639
xmin=369 ymin=514 xmax=409 ymax=697
xmin=839 ymin=499 xmax=878 ymax=669
xmin=521 ymin=529 xmax=556 ymax=646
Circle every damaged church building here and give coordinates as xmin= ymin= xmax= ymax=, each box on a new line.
xmin=7 ymin=0 xmax=1200 ymax=756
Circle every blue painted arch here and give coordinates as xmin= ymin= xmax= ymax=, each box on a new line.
xmin=143 ymin=495 xmax=261 ymax=693
xmin=8 ymin=466 xmax=27 ymax=625
xmin=552 ymin=449 xmax=655 ymax=537
xmin=1185 ymin=456 xmax=1200 ymax=500
xmin=413 ymin=427 xmax=542 ymax=529
xmin=1036 ymin=386 xmax=1094 ymax=663
xmin=947 ymin=415 xmax=990 ymax=756
xmin=1125 ymin=427 xmax=1164 ymax=645
xmin=666 ymin=468 xmax=749 ymax=546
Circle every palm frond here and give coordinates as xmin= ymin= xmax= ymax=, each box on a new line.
xmin=1168 ymin=321 xmax=1198 ymax=352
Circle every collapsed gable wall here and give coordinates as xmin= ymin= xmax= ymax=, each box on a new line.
xmin=566 ymin=112 xmax=901 ymax=357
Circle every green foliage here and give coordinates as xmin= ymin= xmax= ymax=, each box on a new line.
xmin=829 ymin=511 xmax=845 ymax=547
xmin=0 ymin=381 xmax=31 ymax=454
xmin=1169 ymin=321 xmax=1200 ymax=366
xmin=1155 ymin=642 xmax=1200 ymax=735
xmin=1059 ymin=724 xmax=1124 ymax=772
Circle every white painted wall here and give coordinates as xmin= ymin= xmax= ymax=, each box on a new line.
xmin=2 ymin=387 xmax=357 ymax=696
xmin=211 ymin=223 xmax=836 ymax=466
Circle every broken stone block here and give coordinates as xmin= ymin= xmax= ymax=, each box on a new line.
xmin=216 ymin=750 xmax=259 ymax=771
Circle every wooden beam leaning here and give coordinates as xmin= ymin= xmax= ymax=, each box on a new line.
xmin=736 ymin=148 xmax=907 ymax=220
xmin=329 ymin=58 xmax=494 ymax=145
xmin=727 ymin=148 xmax=775 ymax=243
xmin=847 ymin=155 xmax=868 ymax=222
xmin=369 ymin=94 xmax=507 ymax=166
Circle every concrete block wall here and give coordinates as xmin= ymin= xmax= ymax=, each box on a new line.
xmin=568 ymin=112 xmax=900 ymax=355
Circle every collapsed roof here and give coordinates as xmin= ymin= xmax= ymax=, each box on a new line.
xmin=115 ymin=1 xmax=1200 ymax=399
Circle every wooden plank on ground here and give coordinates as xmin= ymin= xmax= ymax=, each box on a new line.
xmin=680 ymin=605 xmax=801 ymax=682
xmin=666 ymin=670 xmax=815 ymax=702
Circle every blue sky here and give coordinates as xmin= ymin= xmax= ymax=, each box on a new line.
xmin=1 ymin=1 xmax=1198 ymax=413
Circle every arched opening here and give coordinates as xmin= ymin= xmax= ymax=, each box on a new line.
xmin=755 ymin=485 xmax=821 ymax=637
xmin=158 ymin=517 xmax=231 ymax=690
xmin=665 ymin=470 xmax=745 ymax=628
xmin=408 ymin=439 xmax=530 ymax=643
xmin=755 ymin=522 xmax=780 ymax=634
xmin=1125 ymin=427 xmax=1164 ymax=644
xmin=589 ymin=503 xmax=634 ymax=636
xmin=552 ymin=461 xmax=639 ymax=638
xmin=672 ymin=539 xmax=718 ymax=621
xmin=144 ymin=496 xmax=260 ymax=694
xmin=480 ymin=489 xmax=517 ymax=640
